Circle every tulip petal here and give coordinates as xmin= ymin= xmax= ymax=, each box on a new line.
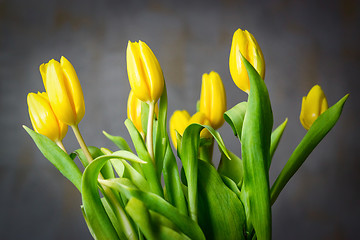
xmin=139 ymin=41 xmax=164 ymax=102
xmin=127 ymin=41 xmax=151 ymax=102
xmin=46 ymin=59 xmax=76 ymax=125
xmin=60 ymin=56 xmax=85 ymax=124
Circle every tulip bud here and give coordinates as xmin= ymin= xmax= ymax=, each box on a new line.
xmin=41 ymin=56 xmax=85 ymax=126
xmin=170 ymin=110 xmax=212 ymax=149
xmin=27 ymin=92 xmax=68 ymax=142
xmin=170 ymin=110 xmax=190 ymax=149
xmin=229 ymin=28 xmax=265 ymax=93
xmin=199 ymin=71 xmax=227 ymax=129
xmin=127 ymin=90 xmax=159 ymax=133
xmin=188 ymin=112 xmax=212 ymax=139
xmin=300 ymin=85 xmax=328 ymax=130
xmin=126 ymin=40 xmax=164 ymax=103
xmin=127 ymin=89 xmax=144 ymax=133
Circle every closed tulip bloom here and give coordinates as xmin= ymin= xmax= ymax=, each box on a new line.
xmin=27 ymin=92 xmax=68 ymax=142
xmin=189 ymin=112 xmax=212 ymax=139
xmin=229 ymin=28 xmax=265 ymax=93
xmin=127 ymin=40 xmax=164 ymax=103
xmin=41 ymin=57 xmax=85 ymax=126
xmin=170 ymin=110 xmax=191 ymax=149
xmin=199 ymin=71 xmax=227 ymax=129
xmin=300 ymin=85 xmax=328 ymax=130
xmin=127 ymin=90 xmax=144 ymax=133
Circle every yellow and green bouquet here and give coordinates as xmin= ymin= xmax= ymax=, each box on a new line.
xmin=24 ymin=28 xmax=348 ymax=240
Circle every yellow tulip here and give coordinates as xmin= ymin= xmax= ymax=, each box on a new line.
xmin=41 ymin=56 xmax=85 ymax=126
xmin=127 ymin=90 xmax=144 ymax=133
xmin=300 ymin=85 xmax=328 ymax=130
xmin=199 ymin=71 xmax=227 ymax=129
xmin=170 ymin=110 xmax=190 ymax=149
xmin=188 ymin=112 xmax=212 ymax=139
xmin=170 ymin=110 xmax=212 ymax=148
xmin=126 ymin=40 xmax=164 ymax=103
xmin=229 ymin=28 xmax=265 ymax=93
xmin=127 ymin=90 xmax=160 ymax=133
xmin=27 ymin=92 xmax=68 ymax=142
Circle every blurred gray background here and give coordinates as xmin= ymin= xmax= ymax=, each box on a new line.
xmin=1 ymin=0 xmax=359 ymax=239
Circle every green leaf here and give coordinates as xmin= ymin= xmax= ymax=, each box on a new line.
xmin=82 ymin=156 xmax=138 ymax=240
xmin=179 ymin=124 xmax=202 ymax=223
xmin=270 ymin=94 xmax=349 ymax=205
xmin=92 ymin=150 xmax=147 ymax=166
xmin=103 ymin=131 xmax=133 ymax=152
xmin=125 ymin=119 xmax=164 ymax=197
xmin=180 ymin=123 xmax=231 ymax=222
xmin=126 ymin=198 xmax=188 ymax=240
xmin=240 ymin=54 xmax=273 ymax=240
xmin=81 ymin=162 xmax=121 ymax=239
xmin=23 ymin=126 xmax=82 ymax=192
xmin=163 ymin=142 xmax=188 ymax=215
xmin=218 ymin=150 xmax=243 ymax=186
xmin=224 ymin=101 xmax=248 ymax=141
xmin=269 ymin=118 xmax=288 ymax=169
xmin=74 ymin=146 xmax=115 ymax=179
xmin=197 ymin=160 xmax=246 ymax=240
xmin=99 ymin=178 xmax=205 ymax=240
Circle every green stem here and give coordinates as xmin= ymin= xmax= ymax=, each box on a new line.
xmin=71 ymin=125 xmax=93 ymax=164
xmin=146 ymin=101 xmax=155 ymax=163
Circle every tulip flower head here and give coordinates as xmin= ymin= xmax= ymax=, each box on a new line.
xmin=170 ymin=110 xmax=191 ymax=149
xmin=40 ymin=57 xmax=85 ymax=126
xmin=199 ymin=71 xmax=227 ymax=129
xmin=229 ymin=28 xmax=265 ymax=93
xmin=27 ymin=92 xmax=68 ymax=142
xmin=127 ymin=90 xmax=144 ymax=133
xmin=170 ymin=110 xmax=211 ymax=149
xmin=126 ymin=40 xmax=164 ymax=103
xmin=300 ymin=85 xmax=328 ymax=130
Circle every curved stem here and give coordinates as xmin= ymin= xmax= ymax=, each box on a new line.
xmin=71 ymin=125 xmax=93 ymax=164
xmin=146 ymin=101 xmax=155 ymax=164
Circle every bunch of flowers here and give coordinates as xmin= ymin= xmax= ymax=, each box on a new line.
xmin=24 ymin=29 xmax=347 ymax=240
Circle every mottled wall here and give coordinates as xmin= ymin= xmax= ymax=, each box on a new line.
xmin=0 ymin=0 xmax=359 ymax=239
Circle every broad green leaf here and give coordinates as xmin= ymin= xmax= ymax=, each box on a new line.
xmin=197 ymin=160 xmax=246 ymax=240
xmin=126 ymin=198 xmax=188 ymax=240
xmin=240 ymin=54 xmax=273 ymax=240
xmin=179 ymin=124 xmax=202 ymax=222
xmin=224 ymin=101 xmax=248 ymax=141
xmin=101 ymin=197 xmax=128 ymax=239
xmin=180 ymin=123 xmax=231 ymax=222
xmin=271 ymin=94 xmax=348 ymax=205
xmin=99 ymin=178 xmax=205 ymax=240
xmin=92 ymin=150 xmax=147 ymax=165
xmin=125 ymin=119 xmax=164 ymax=197
xmin=163 ymin=142 xmax=188 ymax=215
xmin=220 ymin=175 xmax=242 ymax=199
xmin=23 ymin=126 xmax=82 ymax=192
xmin=103 ymin=131 xmax=133 ymax=152
xmin=81 ymin=165 xmax=121 ymax=239
xmin=269 ymin=118 xmax=288 ymax=169
xmin=74 ymin=146 xmax=115 ymax=179
xmin=82 ymin=156 xmax=138 ymax=240
xmin=218 ymin=149 xmax=243 ymax=186
xmin=81 ymin=205 xmax=96 ymax=239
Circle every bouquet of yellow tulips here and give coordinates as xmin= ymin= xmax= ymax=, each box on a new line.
xmin=24 ymin=29 xmax=348 ymax=240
